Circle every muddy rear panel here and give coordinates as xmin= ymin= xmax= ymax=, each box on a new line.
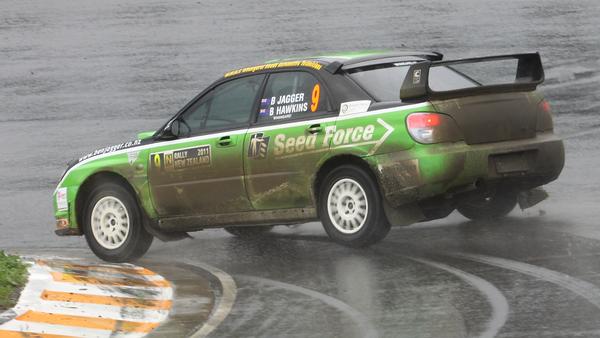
xmin=431 ymin=92 xmax=539 ymax=145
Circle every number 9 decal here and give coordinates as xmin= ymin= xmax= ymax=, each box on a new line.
xmin=310 ymin=84 xmax=320 ymax=112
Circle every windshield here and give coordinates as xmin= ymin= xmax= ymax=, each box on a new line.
xmin=348 ymin=63 xmax=478 ymax=101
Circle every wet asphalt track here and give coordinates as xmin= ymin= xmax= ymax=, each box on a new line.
xmin=1 ymin=0 xmax=600 ymax=337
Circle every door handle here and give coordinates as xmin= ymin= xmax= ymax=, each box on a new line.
xmin=218 ymin=136 xmax=232 ymax=147
xmin=307 ymin=124 xmax=322 ymax=134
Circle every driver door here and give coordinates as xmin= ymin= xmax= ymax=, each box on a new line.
xmin=148 ymin=74 xmax=265 ymax=217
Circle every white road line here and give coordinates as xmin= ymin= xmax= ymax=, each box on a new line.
xmin=407 ymin=256 xmax=509 ymax=338
xmin=184 ymin=260 xmax=238 ymax=338
xmin=449 ymin=252 xmax=600 ymax=309
xmin=238 ymin=275 xmax=378 ymax=338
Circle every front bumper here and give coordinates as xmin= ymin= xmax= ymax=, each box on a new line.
xmin=373 ymin=132 xmax=565 ymax=207
xmin=53 ymin=186 xmax=82 ymax=236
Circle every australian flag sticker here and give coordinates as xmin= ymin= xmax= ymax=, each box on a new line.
xmin=248 ymin=133 xmax=270 ymax=159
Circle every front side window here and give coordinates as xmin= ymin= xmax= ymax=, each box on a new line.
xmin=256 ymin=72 xmax=330 ymax=123
xmin=179 ymin=74 xmax=265 ymax=135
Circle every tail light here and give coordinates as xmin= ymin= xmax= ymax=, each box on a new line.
xmin=406 ymin=112 xmax=462 ymax=144
xmin=536 ymin=99 xmax=554 ymax=132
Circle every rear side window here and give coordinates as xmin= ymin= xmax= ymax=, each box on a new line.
xmin=257 ymin=72 xmax=330 ymax=123
xmin=348 ymin=64 xmax=410 ymax=102
xmin=348 ymin=64 xmax=477 ymax=101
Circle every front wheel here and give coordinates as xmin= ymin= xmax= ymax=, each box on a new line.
xmin=83 ymin=182 xmax=153 ymax=262
xmin=319 ymin=165 xmax=390 ymax=247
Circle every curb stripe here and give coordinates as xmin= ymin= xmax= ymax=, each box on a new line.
xmin=0 ymin=330 xmax=74 ymax=338
xmin=1 ymin=260 xmax=173 ymax=337
xmin=37 ymin=260 xmax=156 ymax=276
xmin=17 ymin=311 xmax=159 ymax=333
xmin=42 ymin=281 xmax=172 ymax=300
xmin=0 ymin=320 xmax=141 ymax=338
xmin=44 ymin=267 xmax=165 ymax=283
xmin=41 ymin=290 xmax=172 ymax=310
xmin=25 ymin=301 xmax=168 ymax=323
xmin=50 ymin=272 xmax=171 ymax=288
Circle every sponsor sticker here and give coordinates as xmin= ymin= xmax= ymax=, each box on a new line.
xmin=224 ymin=60 xmax=322 ymax=78
xmin=248 ymin=133 xmax=270 ymax=159
xmin=339 ymin=100 xmax=371 ymax=116
xmin=151 ymin=145 xmax=211 ymax=171
xmin=412 ymin=69 xmax=422 ymax=84
xmin=272 ymin=119 xmax=394 ymax=157
xmin=127 ymin=151 xmax=140 ymax=165
xmin=56 ymin=187 xmax=68 ymax=211
xmin=78 ymin=139 xmax=142 ymax=163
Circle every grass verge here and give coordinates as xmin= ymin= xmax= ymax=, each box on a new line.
xmin=0 ymin=251 xmax=27 ymax=311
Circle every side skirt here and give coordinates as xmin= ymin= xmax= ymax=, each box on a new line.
xmin=157 ymin=208 xmax=318 ymax=232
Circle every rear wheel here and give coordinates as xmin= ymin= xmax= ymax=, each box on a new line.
xmin=319 ymin=165 xmax=390 ymax=247
xmin=457 ymin=189 xmax=518 ymax=221
xmin=83 ymin=182 xmax=153 ymax=262
xmin=224 ymin=226 xmax=273 ymax=237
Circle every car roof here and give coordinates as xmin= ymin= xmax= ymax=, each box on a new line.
xmin=268 ymin=50 xmax=443 ymax=66
xmin=222 ymin=50 xmax=443 ymax=79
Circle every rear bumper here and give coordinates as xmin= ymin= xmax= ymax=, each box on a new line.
xmin=373 ymin=132 xmax=564 ymax=207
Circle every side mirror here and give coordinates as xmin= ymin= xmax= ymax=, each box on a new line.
xmin=170 ymin=119 xmax=182 ymax=137
xmin=137 ymin=131 xmax=155 ymax=140
xmin=160 ymin=118 xmax=189 ymax=139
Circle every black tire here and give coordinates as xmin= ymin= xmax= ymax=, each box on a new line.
xmin=82 ymin=182 xmax=153 ymax=262
xmin=457 ymin=190 xmax=518 ymax=221
xmin=224 ymin=226 xmax=273 ymax=237
xmin=319 ymin=165 xmax=390 ymax=247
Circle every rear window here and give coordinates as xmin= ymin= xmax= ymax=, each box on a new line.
xmin=348 ymin=63 xmax=477 ymax=101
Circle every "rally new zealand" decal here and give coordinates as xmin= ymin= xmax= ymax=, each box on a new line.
xmin=151 ymin=145 xmax=211 ymax=172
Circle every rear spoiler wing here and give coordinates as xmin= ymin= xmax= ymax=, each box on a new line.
xmin=400 ymin=53 xmax=545 ymax=101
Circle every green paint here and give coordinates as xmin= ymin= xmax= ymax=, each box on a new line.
xmin=53 ymin=103 xmax=460 ymax=231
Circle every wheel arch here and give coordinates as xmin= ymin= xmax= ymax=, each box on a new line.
xmin=313 ymin=154 xmax=380 ymax=216
xmin=75 ymin=171 xmax=140 ymax=234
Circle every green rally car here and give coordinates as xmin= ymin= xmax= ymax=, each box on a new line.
xmin=53 ymin=51 xmax=564 ymax=262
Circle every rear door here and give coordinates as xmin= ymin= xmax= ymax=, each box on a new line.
xmin=243 ymin=71 xmax=335 ymax=210
xmin=148 ymin=74 xmax=265 ymax=216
